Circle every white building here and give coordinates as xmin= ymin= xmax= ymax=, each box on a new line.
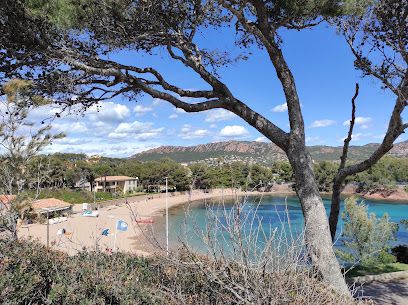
xmin=93 ymin=176 xmax=139 ymax=194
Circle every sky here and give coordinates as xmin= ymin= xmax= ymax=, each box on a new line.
xmin=22 ymin=23 xmax=407 ymax=158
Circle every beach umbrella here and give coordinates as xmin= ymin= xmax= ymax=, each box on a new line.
xmin=116 ymin=220 xmax=128 ymax=231
xmin=113 ymin=220 xmax=128 ymax=252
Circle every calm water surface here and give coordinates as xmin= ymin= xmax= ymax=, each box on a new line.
xmin=152 ymin=195 xmax=408 ymax=252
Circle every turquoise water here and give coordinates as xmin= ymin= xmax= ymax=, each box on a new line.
xmin=152 ymin=195 xmax=408 ymax=252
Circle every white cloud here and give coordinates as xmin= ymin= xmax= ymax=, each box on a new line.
xmin=108 ymin=121 xmax=164 ymax=140
xmin=175 ymin=108 xmax=186 ymax=113
xmin=351 ymin=133 xmax=363 ymax=141
xmin=87 ymin=101 xmax=131 ymax=122
xmin=133 ymin=105 xmax=153 ymax=116
xmin=272 ymin=103 xmax=288 ymax=113
xmin=168 ymin=113 xmax=178 ymax=120
xmin=179 ymin=124 xmax=210 ymax=139
xmin=209 ymin=124 xmax=217 ymax=129
xmin=112 ymin=121 xmax=147 ymax=134
xmin=338 ymin=132 xmax=365 ymax=142
xmin=19 ymin=101 xmax=169 ymax=158
xmin=54 ymin=137 xmax=87 ymax=145
xmin=310 ymin=119 xmax=336 ymax=128
xmin=44 ymin=139 xmax=159 ymax=158
xmin=28 ymin=104 xmax=62 ymax=122
xmin=54 ymin=122 xmax=88 ymax=133
xmin=205 ymin=109 xmax=235 ymax=122
xmin=254 ymin=136 xmax=268 ymax=142
xmin=219 ymin=125 xmax=249 ymax=138
xmin=343 ymin=117 xmax=372 ymax=128
xmin=355 ymin=117 xmax=373 ymax=124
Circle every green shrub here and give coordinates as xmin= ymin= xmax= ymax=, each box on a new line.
xmin=337 ymin=197 xmax=398 ymax=267
xmin=0 ymin=239 xmax=162 ymax=304
xmin=0 ymin=239 xmax=353 ymax=304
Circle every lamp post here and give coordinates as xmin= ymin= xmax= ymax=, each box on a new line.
xmin=165 ymin=176 xmax=169 ymax=256
xmin=46 ymin=210 xmax=49 ymax=250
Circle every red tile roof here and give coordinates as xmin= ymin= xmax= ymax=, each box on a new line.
xmin=94 ymin=176 xmax=137 ymax=182
xmin=32 ymin=198 xmax=71 ymax=211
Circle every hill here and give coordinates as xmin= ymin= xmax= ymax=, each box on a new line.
xmin=132 ymin=140 xmax=408 ymax=165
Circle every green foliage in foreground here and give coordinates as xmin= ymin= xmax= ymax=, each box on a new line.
xmin=346 ymin=262 xmax=408 ymax=278
xmin=337 ymin=197 xmax=398 ymax=267
xmin=0 ymin=239 xmax=161 ymax=304
xmin=0 ymin=239 xmax=348 ymax=305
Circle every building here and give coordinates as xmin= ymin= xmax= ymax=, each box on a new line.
xmin=31 ymin=198 xmax=72 ymax=215
xmin=93 ymin=176 xmax=139 ymax=194
xmin=74 ymin=178 xmax=91 ymax=191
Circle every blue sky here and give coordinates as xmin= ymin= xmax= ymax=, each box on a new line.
xmin=29 ymin=23 xmax=406 ymax=157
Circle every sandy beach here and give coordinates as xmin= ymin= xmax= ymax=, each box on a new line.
xmin=18 ymin=188 xmax=275 ymax=256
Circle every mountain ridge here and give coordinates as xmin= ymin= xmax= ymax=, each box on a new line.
xmin=132 ymin=140 xmax=408 ymax=165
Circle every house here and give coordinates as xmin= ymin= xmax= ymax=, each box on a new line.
xmin=74 ymin=178 xmax=91 ymax=191
xmin=31 ymin=198 xmax=72 ymax=215
xmin=93 ymin=176 xmax=139 ymax=194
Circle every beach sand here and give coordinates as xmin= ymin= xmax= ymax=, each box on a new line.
xmin=18 ymin=189 xmax=272 ymax=256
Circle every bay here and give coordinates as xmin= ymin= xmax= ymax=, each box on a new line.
xmin=152 ymin=195 xmax=408 ymax=254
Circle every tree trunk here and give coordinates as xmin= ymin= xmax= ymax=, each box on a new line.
xmin=329 ymin=180 xmax=343 ymax=241
xmin=287 ymin=143 xmax=350 ymax=297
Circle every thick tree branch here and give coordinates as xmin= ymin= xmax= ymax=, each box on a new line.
xmin=329 ymin=77 xmax=407 ymax=240
xmin=62 ymin=54 xmax=290 ymax=150
xmin=221 ymin=1 xmax=305 ymax=138
xmin=132 ymin=76 xmax=289 ymax=150
xmin=329 ymin=83 xmax=359 ymax=240
xmin=339 ymin=83 xmax=359 ymax=171
xmin=131 ymin=77 xmax=225 ymax=112
xmin=339 ymin=79 xmax=408 ymax=179
xmin=167 ymin=44 xmax=235 ymax=99
xmin=61 ymin=51 xmax=217 ymax=99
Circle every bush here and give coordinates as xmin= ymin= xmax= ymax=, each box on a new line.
xmin=337 ymin=197 xmax=398 ymax=267
xmin=0 ymin=237 xmax=357 ymax=304
xmin=0 ymin=239 xmax=160 ymax=304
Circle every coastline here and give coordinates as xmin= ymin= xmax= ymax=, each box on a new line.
xmin=17 ymin=187 xmax=408 ymax=257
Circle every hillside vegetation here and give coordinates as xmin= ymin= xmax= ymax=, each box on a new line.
xmin=26 ymin=153 xmax=408 ymax=194
xmin=132 ymin=140 xmax=408 ymax=165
